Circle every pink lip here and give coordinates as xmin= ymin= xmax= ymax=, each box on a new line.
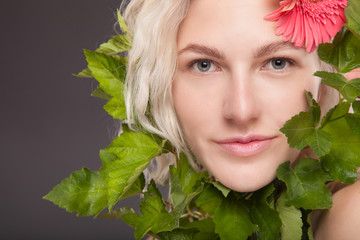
xmin=215 ymin=136 xmax=276 ymax=157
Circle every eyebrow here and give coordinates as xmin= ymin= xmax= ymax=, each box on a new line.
xmin=178 ymin=41 xmax=297 ymax=60
xmin=254 ymin=41 xmax=296 ymax=58
xmin=178 ymin=44 xmax=225 ymax=59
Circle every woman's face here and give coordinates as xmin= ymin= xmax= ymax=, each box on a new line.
xmin=173 ymin=0 xmax=323 ymax=192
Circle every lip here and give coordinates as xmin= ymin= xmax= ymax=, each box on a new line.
xmin=215 ymin=135 xmax=276 ymax=157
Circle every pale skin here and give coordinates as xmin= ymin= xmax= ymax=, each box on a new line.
xmin=172 ymin=0 xmax=360 ymax=238
xmin=313 ymin=180 xmax=360 ymax=239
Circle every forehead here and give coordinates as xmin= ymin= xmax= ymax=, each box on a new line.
xmin=177 ymin=0 xmax=282 ymax=52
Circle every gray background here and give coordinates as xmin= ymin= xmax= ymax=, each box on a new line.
xmin=1 ymin=1 xmax=141 ymax=239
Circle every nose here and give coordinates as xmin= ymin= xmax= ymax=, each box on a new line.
xmin=222 ymin=72 xmax=261 ymax=124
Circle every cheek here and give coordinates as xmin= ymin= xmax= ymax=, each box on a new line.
xmin=269 ymin=76 xmax=321 ymax=121
xmin=172 ymin=75 xmax=221 ymax=158
xmin=272 ymin=89 xmax=307 ymax=120
xmin=172 ymin=78 xmax=202 ymax=137
xmin=172 ymin=74 xmax=220 ymax=129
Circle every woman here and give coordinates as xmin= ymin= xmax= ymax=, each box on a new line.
xmin=123 ymin=0 xmax=360 ymax=238
xmin=44 ymin=0 xmax=360 ymax=238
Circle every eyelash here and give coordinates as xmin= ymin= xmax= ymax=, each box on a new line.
xmin=187 ymin=57 xmax=296 ymax=73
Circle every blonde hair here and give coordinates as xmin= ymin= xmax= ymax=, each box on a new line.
xmin=123 ymin=0 xmax=190 ymax=152
xmin=121 ymin=0 xmax=197 ymax=182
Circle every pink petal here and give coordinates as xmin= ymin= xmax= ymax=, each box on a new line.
xmin=291 ymin=9 xmax=301 ymax=40
xmin=319 ymin=22 xmax=331 ymax=43
xmin=283 ymin=9 xmax=298 ymax=41
xmin=280 ymin=0 xmax=297 ymax=11
xmin=292 ymin=9 xmax=305 ymax=48
xmin=304 ymin=17 xmax=314 ymax=52
xmin=264 ymin=8 xmax=283 ymax=21
xmin=307 ymin=15 xmax=319 ymax=48
xmin=277 ymin=12 xmax=293 ymax=34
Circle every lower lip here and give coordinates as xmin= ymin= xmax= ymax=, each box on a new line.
xmin=216 ymin=138 xmax=274 ymax=157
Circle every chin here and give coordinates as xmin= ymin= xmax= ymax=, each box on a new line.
xmin=196 ymin=140 xmax=302 ymax=193
xmin=215 ymin=171 xmax=277 ymax=193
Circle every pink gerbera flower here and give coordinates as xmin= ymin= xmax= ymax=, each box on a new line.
xmin=265 ymin=0 xmax=347 ymax=52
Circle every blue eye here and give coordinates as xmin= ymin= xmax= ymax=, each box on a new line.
xmin=266 ymin=58 xmax=294 ymax=70
xmin=271 ymin=58 xmax=289 ymax=69
xmin=193 ymin=60 xmax=216 ymax=72
xmin=271 ymin=59 xmax=286 ymax=69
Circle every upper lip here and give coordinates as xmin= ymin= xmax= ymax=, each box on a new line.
xmin=215 ymin=135 xmax=276 ymax=144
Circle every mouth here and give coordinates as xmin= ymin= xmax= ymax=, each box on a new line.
xmin=215 ymin=136 xmax=276 ymax=157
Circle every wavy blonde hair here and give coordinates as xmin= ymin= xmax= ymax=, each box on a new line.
xmin=121 ymin=0 xmax=195 ymax=182
xmin=123 ymin=0 xmax=190 ymax=151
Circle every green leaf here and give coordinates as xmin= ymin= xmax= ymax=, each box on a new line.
xmin=183 ymin=219 xmax=219 ymax=240
xmin=320 ymin=102 xmax=351 ymax=127
xmin=135 ymin=181 xmax=178 ymax=240
xmin=321 ymin=116 xmax=360 ymax=183
xmin=99 ymin=149 xmax=117 ymax=166
xmin=120 ymin=173 xmax=145 ymax=200
xmin=307 ymin=129 xmax=333 ymax=157
xmin=169 ymin=163 xmax=203 ymax=229
xmin=101 ymin=207 xmax=139 ymax=227
xmin=102 ymin=131 xmax=162 ymax=210
xmin=178 ymin=154 xmax=205 ymax=194
xmin=213 ymin=194 xmax=258 ymax=240
xmin=250 ymin=184 xmax=281 ymax=240
xmin=84 ymin=49 xmax=126 ymax=99
xmin=211 ymin=182 xmax=231 ymax=198
xmin=43 ymin=168 xmax=107 ymax=216
xmin=353 ymin=100 xmax=360 ymax=114
xmin=318 ymin=29 xmax=360 ymax=72
xmin=139 ymin=181 xmax=166 ymax=215
xmin=118 ymin=207 xmax=140 ymax=227
xmin=117 ymin=9 xmax=132 ymax=36
xmin=100 ymin=149 xmax=148 ymax=202
xmin=315 ymin=71 xmax=360 ymax=102
xmin=306 ymin=212 xmax=314 ymax=240
xmin=318 ymin=102 xmax=360 ymax=183
xmin=276 ymin=159 xmax=332 ymax=209
xmin=96 ymin=35 xmax=132 ymax=54
xmin=298 ymin=209 xmax=313 ymax=240
xmin=194 ymin=184 xmax=224 ymax=215
xmin=280 ymin=95 xmax=332 ymax=157
xmin=103 ymin=97 xmax=126 ymax=120
xmin=276 ymin=193 xmax=302 ymax=240
xmin=346 ymin=113 xmax=360 ymax=137
xmin=157 ymin=228 xmax=199 ymax=240
xmin=169 ymin=153 xmax=204 ymax=208
xmin=91 ymin=86 xmax=112 ymax=100
xmin=345 ymin=0 xmax=360 ymax=38
xmin=73 ymin=68 xmax=92 ymax=78
xmin=169 ymin=169 xmax=185 ymax=209
xmin=105 ymin=131 xmax=161 ymax=160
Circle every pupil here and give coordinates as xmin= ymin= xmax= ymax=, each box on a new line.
xmin=272 ymin=59 xmax=285 ymax=69
xmin=198 ymin=60 xmax=211 ymax=72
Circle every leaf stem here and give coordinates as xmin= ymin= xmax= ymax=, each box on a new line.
xmin=186 ymin=204 xmax=203 ymax=220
